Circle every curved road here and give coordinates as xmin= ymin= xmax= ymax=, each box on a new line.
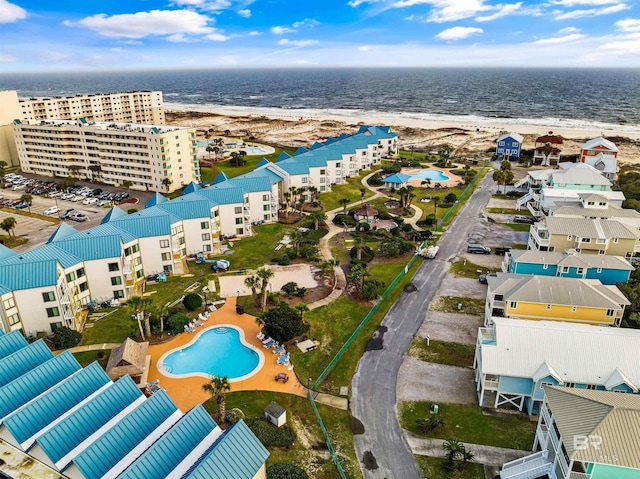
xmin=351 ymin=172 xmax=495 ymax=478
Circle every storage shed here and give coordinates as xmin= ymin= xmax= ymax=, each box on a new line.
xmin=264 ymin=401 xmax=287 ymax=427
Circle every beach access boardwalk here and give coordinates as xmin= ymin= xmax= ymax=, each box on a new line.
xmin=351 ymin=172 xmax=494 ymax=479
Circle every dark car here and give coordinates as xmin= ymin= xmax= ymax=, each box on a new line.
xmin=514 ymin=215 xmax=537 ymax=224
xmin=494 ymin=246 xmax=512 ymax=255
xmin=479 ymin=273 xmax=498 ymax=284
xmin=467 ymin=244 xmax=491 ymax=254
xmin=60 ymin=208 xmax=76 ymax=219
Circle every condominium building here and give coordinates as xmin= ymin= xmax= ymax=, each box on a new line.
xmin=18 ymin=90 xmax=165 ymax=124
xmin=13 ymin=119 xmax=200 ymax=192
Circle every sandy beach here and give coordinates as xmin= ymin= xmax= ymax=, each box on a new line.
xmin=166 ymin=106 xmax=640 ymax=164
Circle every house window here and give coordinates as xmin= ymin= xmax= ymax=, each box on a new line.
xmin=42 ymin=292 xmax=56 ymax=302
xmin=160 ymin=239 xmax=170 ymax=248
xmin=49 ymin=322 xmax=62 ymax=332
xmin=509 ymin=301 xmax=518 ymax=309
xmin=201 ymin=221 xmax=209 ymax=229
xmin=263 ymin=205 xmax=270 ymax=211
xmin=577 ymin=267 xmax=584 ymax=274
xmin=134 ymin=257 xmax=141 ymax=266
xmin=113 ymin=290 xmax=124 ymax=299
xmin=302 ymin=177 xmax=308 ymax=183
xmin=567 ymin=235 xmax=572 ymax=240
xmin=597 ymin=267 xmax=602 ymax=273
xmin=561 ymin=266 xmax=569 ymax=273
xmin=111 ymin=277 xmax=122 ymax=285
xmin=136 ymin=270 xmax=144 ymax=279
xmin=178 ymin=237 xmax=185 ymax=245
xmin=614 ymin=238 xmax=619 ymax=243
xmin=582 ymin=238 xmax=591 ymax=243
xmin=596 ymin=239 xmax=606 ymax=244
xmin=606 ymin=309 xmax=615 ymax=317
xmin=202 ymin=233 xmax=211 ymax=241
xmin=235 ymin=206 xmax=242 ymax=214
xmin=133 ymin=244 xmax=139 ymax=253
xmin=262 ymin=194 xmax=269 ymax=201
xmin=108 ymin=263 xmax=119 ymax=272
xmin=65 ymin=272 xmax=75 ymax=282
xmin=203 ymin=244 xmax=212 ymax=252
xmin=543 ymin=264 xmax=548 ymax=270
xmin=236 ymin=228 xmax=244 ymax=235
xmin=571 ymin=306 xmax=577 ymax=312
xmin=161 ymin=252 xmax=171 ymax=261
xmin=264 ymin=214 xmax=270 ymax=221
xmin=586 ymin=384 xmax=597 ymax=390
xmin=3 ymin=297 xmax=15 ymax=309
xmin=79 ymin=282 xmax=88 ymax=292
xmin=320 ymin=186 xmax=326 ymax=191
xmin=235 ymin=218 xmax=243 ymax=225
xmin=513 ymin=142 xmax=519 ymax=147
xmin=124 ymin=247 xmax=132 ymax=256
xmin=46 ymin=307 xmax=60 ymax=317
xmin=336 ymin=162 xmax=341 ymax=168
xmin=8 ymin=313 xmax=20 ymax=325
xmin=565 ymin=382 xmax=575 ymax=388
xmin=77 ymin=267 xmax=86 ymax=278
xmin=546 ymin=304 xmax=551 ymax=310
xmin=320 ymin=169 xmax=326 ymax=175
xmin=499 ymin=141 xmax=505 ymax=146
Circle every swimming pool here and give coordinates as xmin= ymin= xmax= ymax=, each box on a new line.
xmin=246 ymin=147 xmax=267 ymax=155
xmin=196 ymin=140 xmax=213 ymax=147
xmin=160 ymin=325 xmax=263 ymax=381
xmin=408 ymin=170 xmax=450 ymax=182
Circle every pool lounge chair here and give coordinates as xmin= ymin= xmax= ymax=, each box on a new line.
xmin=193 ymin=319 xmax=203 ymax=327
xmin=257 ymin=332 xmax=265 ymax=340
xmin=147 ymin=385 xmax=161 ymax=394
xmin=262 ymin=336 xmax=274 ymax=344
xmin=198 ymin=312 xmax=209 ymax=321
xmin=184 ymin=324 xmax=195 ymax=333
xmin=263 ymin=339 xmax=275 ymax=348
xmin=271 ymin=341 xmax=280 ymax=349
xmin=146 ymin=379 xmax=160 ymax=387
xmin=273 ymin=345 xmax=285 ymax=355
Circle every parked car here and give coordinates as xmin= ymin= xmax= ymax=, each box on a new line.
xmin=70 ymin=195 xmax=84 ymax=202
xmin=8 ymin=199 xmax=22 ymax=207
xmin=69 ymin=212 xmax=88 ymax=222
xmin=82 ymin=197 xmax=98 ymax=205
xmin=11 ymin=183 xmax=26 ymax=191
xmin=467 ymin=244 xmax=491 ymax=254
xmin=60 ymin=208 xmax=76 ymax=219
xmin=494 ymin=246 xmax=512 ymax=256
xmin=97 ymin=199 xmax=111 ymax=207
xmin=15 ymin=202 xmax=31 ymax=209
xmin=514 ymin=215 xmax=537 ymax=224
xmin=43 ymin=206 xmax=61 ymax=215
xmin=48 ymin=191 xmax=63 ymax=198
xmin=479 ymin=273 xmax=498 ymax=284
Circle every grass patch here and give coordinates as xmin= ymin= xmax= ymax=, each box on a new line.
xmin=415 ymin=455 xmax=485 ymax=479
xmin=510 ymin=243 xmax=528 ymax=250
xmin=431 ymin=297 xmax=485 ymax=316
xmin=400 ymin=401 xmax=536 ymax=450
xmin=408 ymin=338 xmax=475 ymax=368
xmin=485 ymin=208 xmax=528 ymax=215
xmin=321 ymin=171 xmax=378 ymax=212
xmin=449 ymin=261 xmax=498 ymax=279
xmin=0 ymin=207 xmax=61 ymax=224
xmin=82 ymin=309 xmax=138 ymax=345
xmin=204 ymin=391 xmax=360 ymax=479
xmin=0 ymin=235 xmax=28 ymax=248
xmin=504 ymin=223 xmax=532 ymax=232
xmin=202 ymin=146 xmax=297 ymax=181
xmin=73 ymin=350 xmax=111 ymax=368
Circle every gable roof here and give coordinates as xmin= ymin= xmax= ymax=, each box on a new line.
xmin=145 ymin=192 xmax=168 ymax=208
xmin=0 ymin=244 xmax=17 ymax=261
xmin=198 ymin=186 xmax=245 ymax=205
xmin=581 ymin=137 xmax=619 ymax=153
xmin=182 ymin=181 xmax=202 ymax=194
xmin=112 ymin=213 xmax=173 ymax=238
xmin=47 ymin=223 xmax=79 ymax=243
xmin=105 ymin=338 xmax=149 ymax=379
xmin=544 ymin=216 xmax=640 ymax=240
xmin=0 ymin=340 xmax=53 ymax=388
xmin=535 ymin=134 xmax=564 ymax=145
xmin=509 ymin=250 xmax=634 ymax=271
xmin=265 ymin=401 xmax=286 ymax=418
xmin=0 ymin=244 xmax=82 ymax=270
xmin=382 ymin=173 xmax=412 ymax=184
xmin=498 ymin=132 xmax=524 ymax=143
xmin=100 ymin=206 xmax=128 ymax=224
xmin=0 ymin=259 xmax=59 ymax=290
xmin=0 ymin=330 xmax=29 ymax=361
xmin=212 ymin=171 xmax=231 ymax=185
xmin=551 ymin=163 xmax=612 ymax=186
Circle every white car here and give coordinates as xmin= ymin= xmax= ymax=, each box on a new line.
xmin=11 ymin=183 xmax=26 ymax=191
xmin=48 ymin=191 xmax=63 ymax=198
xmin=97 ymin=199 xmax=111 ymax=207
xmin=70 ymin=195 xmax=83 ymax=202
xmin=82 ymin=197 xmax=98 ymax=205
xmin=43 ymin=206 xmax=61 ymax=215
xmin=60 ymin=193 xmax=74 ymax=200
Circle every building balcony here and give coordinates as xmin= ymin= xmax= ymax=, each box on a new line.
xmin=530 ymin=225 xmax=550 ymax=246
xmin=484 ymin=378 xmax=500 ymax=390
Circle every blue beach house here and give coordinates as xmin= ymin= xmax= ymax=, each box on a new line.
xmin=496 ymin=132 xmax=524 ymax=160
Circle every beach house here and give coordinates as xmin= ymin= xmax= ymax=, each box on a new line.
xmin=473 ymin=317 xmax=640 ymax=415
xmin=500 ymin=386 xmax=640 ymax=479
xmin=533 ymin=132 xmax=563 ymax=166
xmin=0 ymin=332 xmax=269 ymax=479
xmin=548 ymin=193 xmax=640 ymax=230
xmin=503 ymin=250 xmax=634 ymax=285
xmin=496 ymin=132 xmax=524 ymax=160
xmin=580 ymin=137 xmax=619 ymax=180
xmin=484 ymin=273 xmax=629 ymax=327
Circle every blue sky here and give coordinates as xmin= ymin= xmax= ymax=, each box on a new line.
xmin=1 ymin=0 xmax=639 ymax=70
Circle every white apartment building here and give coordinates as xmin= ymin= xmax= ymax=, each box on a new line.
xmin=19 ymin=91 xmax=165 ymax=125
xmin=13 ymin=119 xmax=200 ymax=193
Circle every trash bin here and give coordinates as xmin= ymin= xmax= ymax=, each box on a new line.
xmin=431 ymin=404 xmax=439 ymax=414
xmin=236 ymin=304 xmax=244 ymax=315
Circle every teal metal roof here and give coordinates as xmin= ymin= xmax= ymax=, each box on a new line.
xmin=74 ymin=223 xmax=137 ymax=244
xmin=0 ymin=340 xmax=53 ymax=388
xmin=184 ymin=420 xmax=269 ymax=479
xmin=256 ymin=158 xmax=269 ymax=167
xmin=72 ymin=389 xmax=179 ymax=479
xmin=275 ymin=151 xmax=291 ymax=163
xmin=2 ymin=362 xmax=111 ymax=447
xmin=0 ymin=260 xmax=58 ymax=290
xmin=47 ymin=223 xmax=79 ymax=244
xmin=101 ymin=206 xmax=128 ymax=224
xmin=133 ymin=205 xmax=181 ymax=224
xmin=145 ymin=192 xmax=167 ymax=208
xmin=294 ymin=147 xmax=308 ymax=155
xmin=382 ymin=173 xmax=412 ymax=184
xmin=113 ymin=213 xmax=173 ymax=238
xmin=157 ymin=197 xmax=214 ymax=220
xmin=229 ymin=176 xmax=272 ymax=193
xmin=183 ymin=181 xmax=202 ymax=194
xmin=55 ymin=235 xmax=123 ymax=262
xmin=0 ymin=244 xmax=17 ymax=260
xmin=212 ymin=171 xmax=230 ymax=185
xmin=310 ymin=141 xmax=323 ymax=150
xmin=0 ymin=330 xmax=28 ymax=361
xmin=277 ymin=161 xmax=310 ymax=175
xmin=199 ymin=186 xmax=245 ymax=205
xmin=0 ymin=351 xmax=81 ymax=421
xmin=0 ymin=244 xmax=82 ymax=270
xmin=36 ymin=375 xmax=142 ymax=466
xmin=117 ymin=404 xmax=217 ymax=479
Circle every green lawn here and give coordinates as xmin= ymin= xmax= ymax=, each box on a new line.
xmin=400 ymin=402 xmax=536 ymax=450
xmin=449 ymin=260 xmax=499 ymax=279
xmin=415 ymin=455 xmax=485 ymax=479
xmin=485 ymin=208 xmax=530 ymax=216
xmin=431 ymin=297 xmax=485 ymax=316
xmin=204 ymin=391 xmax=360 ymax=479
xmin=73 ymin=350 xmax=111 ymax=368
xmin=201 ymin=146 xmax=297 ymax=181
xmin=408 ymin=338 xmax=475 ymax=368
xmin=322 ymin=171 xmax=378 ymax=212
xmin=504 ymin=223 xmax=533 ymax=232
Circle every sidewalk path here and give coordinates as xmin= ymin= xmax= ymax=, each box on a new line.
xmin=61 ymin=343 xmax=120 ymax=354
xmin=404 ymin=431 xmax=530 ymax=466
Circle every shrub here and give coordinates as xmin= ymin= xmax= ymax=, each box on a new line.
xmin=273 ymin=254 xmax=290 ymax=266
xmin=226 ymin=408 xmax=245 ymax=424
xmin=417 ymin=416 xmax=445 ymax=434
xmin=356 ymin=222 xmax=371 ymax=232
xmin=377 ymin=211 xmax=393 ymax=220
xmin=52 ymin=327 xmax=82 ymax=349
xmin=261 ymin=302 xmax=309 ymax=343
xmin=166 ymin=312 xmax=190 ymax=334
xmin=245 ymin=418 xmax=296 ymax=448
xmin=444 ymin=192 xmax=457 ymax=203
xmin=127 ymin=208 xmax=138 ymax=214
xmin=295 ymin=286 xmax=306 ymax=297
xmin=299 ymin=244 xmax=319 ymax=259
xmin=362 ymin=278 xmax=385 ymax=300
xmin=267 ymin=463 xmax=309 ymax=479
xmin=368 ymin=173 xmax=383 ymax=186
xmin=333 ymin=214 xmax=356 ymax=227
xmin=281 ymin=282 xmax=299 ymax=295
xmin=182 ymin=293 xmax=202 ymax=311
xmin=379 ymin=238 xmax=414 ymax=257
xmin=402 ymin=223 xmax=413 ymax=233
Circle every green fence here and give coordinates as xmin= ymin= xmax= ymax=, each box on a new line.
xmin=308 ymin=392 xmax=348 ymax=479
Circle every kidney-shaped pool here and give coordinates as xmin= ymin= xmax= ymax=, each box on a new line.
xmin=159 ymin=325 xmax=263 ymax=381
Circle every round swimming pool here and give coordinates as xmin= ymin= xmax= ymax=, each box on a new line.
xmin=160 ymin=326 xmax=262 ymax=380
xmin=409 ymin=170 xmax=450 ymax=182
xmin=246 ymin=147 xmax=267 ymax=155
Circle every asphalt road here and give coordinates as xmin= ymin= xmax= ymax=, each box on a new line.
xmin=351 ymin=172 xmax=495 ymax=479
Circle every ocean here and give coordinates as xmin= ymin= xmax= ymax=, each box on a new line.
xmin=1 ymin=68 xmax=639 ymax=132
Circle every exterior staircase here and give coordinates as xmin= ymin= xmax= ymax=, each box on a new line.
xmin=500 ymin=450 xmax=553 ymax=479
xmin=516 ymin=190 xmax=537 ymax=211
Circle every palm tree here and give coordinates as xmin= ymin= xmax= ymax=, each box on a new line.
xmin=295 ymin=303 xmax=309 ymax=322
xmin=154 ymin=303 xmax=170 ymax=337
xmin=311 ymin=210 xmax=327 ymax=230
xmin=20 ymin=193 xmax=32 ymax=213
xmin=212 ymin=146 xmax=220 ymax=160
xmin=397 ymin=187 xmax=408 ymax=208
xmin=162 ymin=178 xmax=172 ymax=192
xmin=202 ymin=375 xmax=231 ymax=423
xmin=283 ymin=192 xmax=291 ymax=217
xmin=339 ymin=198 xmax=350 ymax=215
xmin=359 ymin=187 xmax=366 ymax=206
xmin=353 ymin=236 xmax=364 ymax=261
xmin=67 ymin=164 xmax=82 ymax=178
xmin=0 ymin=217 xmax=17 ymax=237
xmin=256 ymin=267 xmax=274 ymax=311
xmin=433 ymin=197 xmax=439 ymax=229
xmin=290 ymin=230 xmax=302 ymax=256
xmin=224 ymin=129 xmax=231 ymax=136
xmin=461 ymin=450 xmax=475 ymax=469
xmin=463 ymin=164 xmax=471 ymax=184
xmin=206 ymin=145 xmax=214 ymax=159
xmin=127 ymin=295 xmax=153 ymax=340
xmin=442 ymin=439 xmax=466 ymax=469
xmin=406 ymin=185 xmax=415 ymax=208
xmin=421 ymin=179 xmax=431 ymax=189
xmin=88 ymin=164 xmax=102 ymax=182
xmin=307 ymin=186 xmax=318 ymax=204
xmin=244 ymin=275 xmax=260 ymax=303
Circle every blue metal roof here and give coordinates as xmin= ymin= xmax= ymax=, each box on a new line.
xmin=183 ymin=181 xmax=202 ymax=194
xmin=382 ymin=173 xmax=412 ymax=184
xmin=100 ymin=206 xmax=128 ymax=224
xmin=133 ymin=204 xmax=181 ymax=224
xmin=2 ymin=362 xmax=111 ymax=447
xmin=73 ymin=223 xmax=137 ymax=244
xmin=145 ymin=192 xmax=168 ymax=208
xmin=117 ymin=404 xmax=217 ymax=479
xmin=72 ymin=389 xmax=179 ymax=479
xmin=310 ymin=141 xmax=323 ymax=150
xmin=157 ymin=197 xmax=214 ymax=220
xmin=212 ymin=171 xmax=230 ymax=185
xmin=294 ymin=147 xmax=308 ymax=155
xmin=199 ymin=186 xmax=245 ymax=205
xmin=0 ymin=244 xmax=17 ymax=260
xmin=0 ymin=244 xmax=82 ymax=270
xmin=0 ymin=340 xmax=53 ymax=388
xmin=184 ymin=420 xmax=269 ymax=479
xmin=0 ymin=260 xmax=58 ymax=290
xmin=275 ymin=151 xmax=291 ymax=163
xmin=277 ymin=161 xmax=310 ymax=175
xmin=113 ymin=213 xmax=173 ymax=238
xmin=256 ymin=158 xmax=269 ymax=167
xmin=0 ymin=330 xmax=28 ymax=361
xmin=55 ymin=235 xmax=123 ymax=262
xmin=36 ymin=375 xmax=142 ymax=466
xmin=0 ymin=351 xmax=81 ymax=421
xmin=228 ymin=176 xmax=272 ymax=193
xmin=47 ymin=223 xmax=79 ymax=244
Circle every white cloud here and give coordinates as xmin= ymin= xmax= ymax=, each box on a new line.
xmin=0 ymin=0 xmax=26 ymax=23
xmin=171 ymin=0 xmax=232 ymax=10
xmin=167 ymin=33 xmax=190 ymax=42
xmin=554 ymin=3 xmax=628 ymax=19
xmin=0 ymin=53 xmax=16 ymax=62
xmin=475 ymin=2 xmax=522 ymax=21
xmin=293 ymin=18 xmax=320 ymax=28
xmin=392 ymin=0 xmax=486 ymax=22
xmin=616 ymin=18 xmax=640 ymax=31
xmin=271 ymin=26 xmax=296 ymax=34
xmin=277 ymin=38 xmax=319 ymax=47
xmin=248 ymin=30 xmax=261 ymax=36
xmin=204 ymin=32 xmax=230 ymax=41
xmin=348 ymin=0 xmax=375 ymax=6
xmin=551 ymin=0 xmax=618 ymax=5
xmin=598 ymin=34 xmax=640 ymax=54
xmin=533 ymin=33 xmax=584 ymax=44
xmin=67 ymin=10 xmax=215 ymax=38
xmin=238 ymin=9 xmax=251 ymax=18
xmin=110 ymin=47 xmax=126 ymax=52
xmin=559 ymin=26 xmax=579 ymax=33
xmin=435 ymin=26 xmax=483 ymax=40
xmin=358 ymin=45 xmax=372 ymax=51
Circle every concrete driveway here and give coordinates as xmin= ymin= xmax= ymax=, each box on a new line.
xmin=436 ymin=275 xmax=487 ymax=299
xmin=397 ymin=357 xmax=477 ymax=405
xmin=416 ymin=311 xmax=482 ymax=345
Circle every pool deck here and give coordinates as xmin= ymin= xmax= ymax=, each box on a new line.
xmin=147 ymin=299 xmax=307 ymax=412
xmin=401 ymin=167 xmax=463 ymax=188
